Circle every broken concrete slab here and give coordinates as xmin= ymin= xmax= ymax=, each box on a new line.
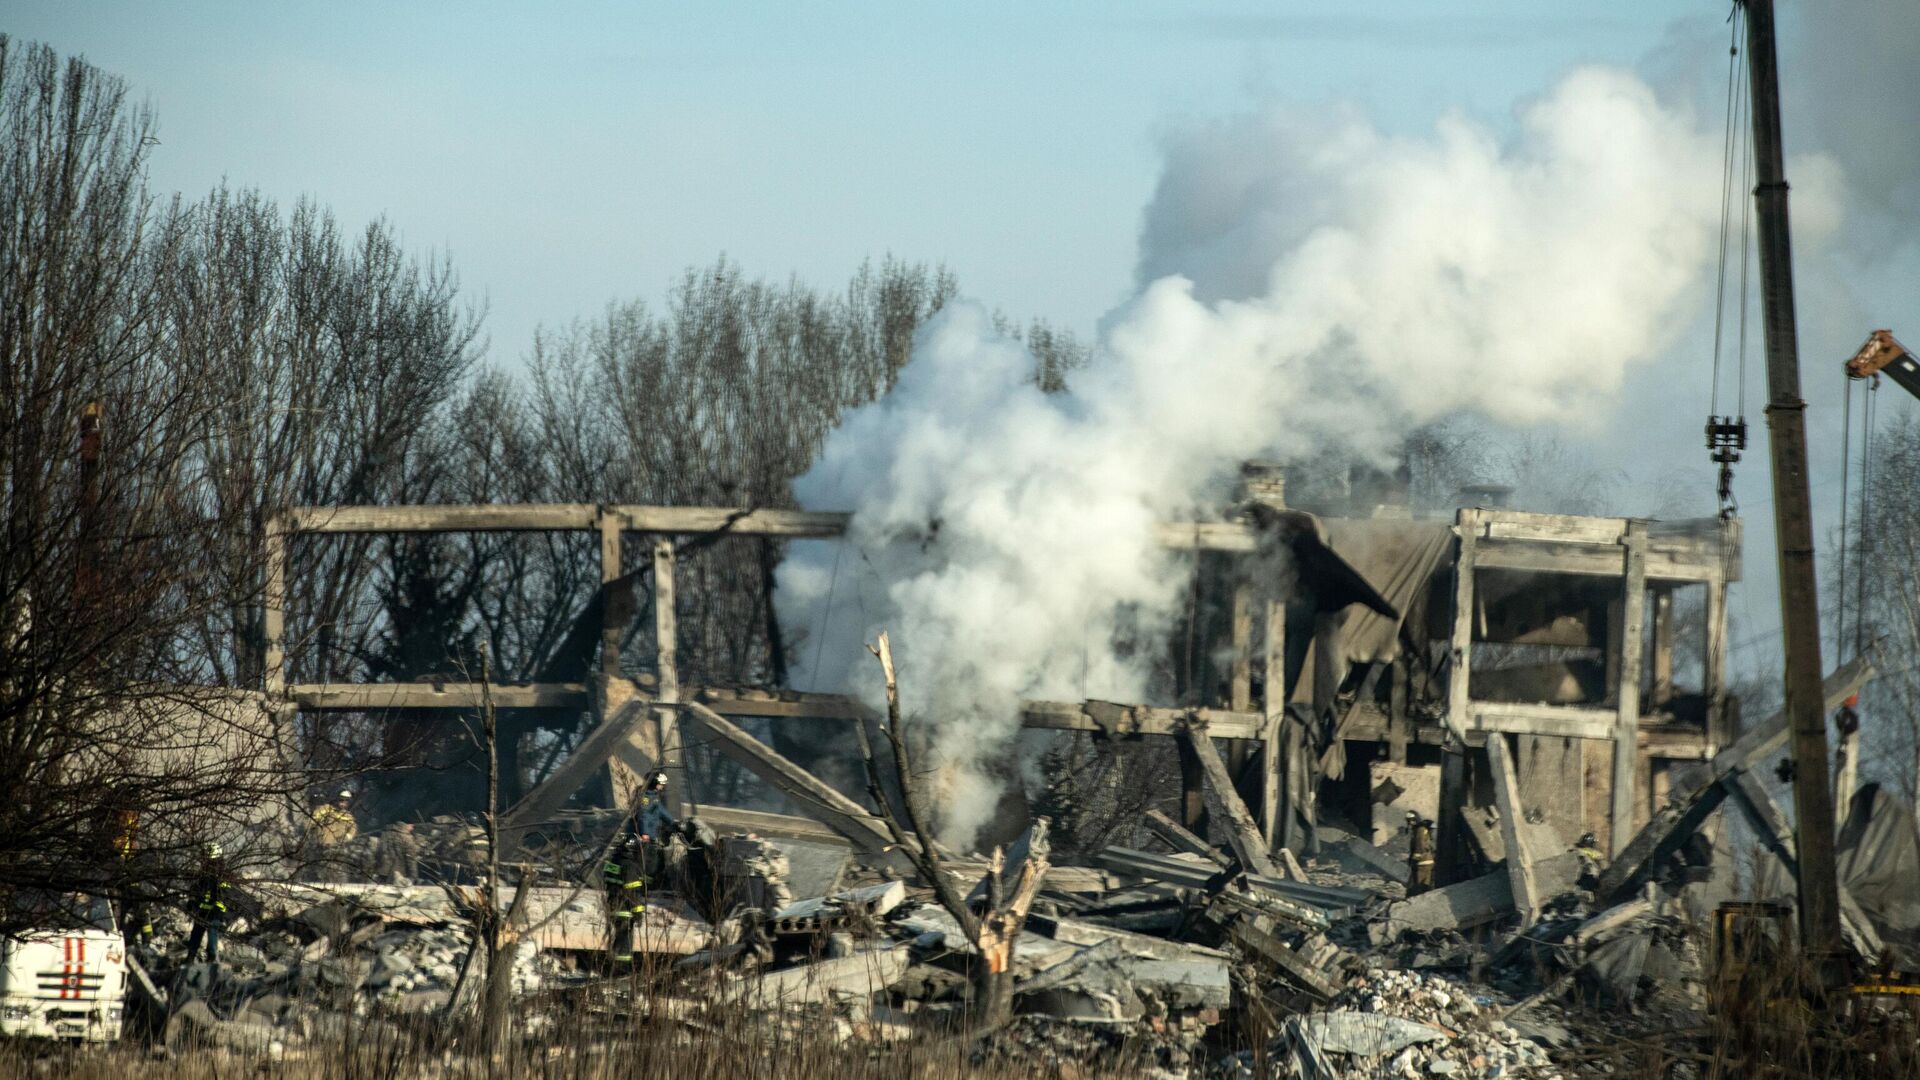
xmin=771 ymin=837 xmax=852 ymax=899
xmin=1292 ymin=1010 xmax=1449 ymax=1058
xmin=1017 ymin=936 xmax=1231 ymax=1014
xmin=1571 ymin=898 xmax=1653 ymax=948
xmin=1373 ymin=853 xmax=1583 ymax=941
xmin=1370 ymin=761 xmax=1440 ymax=847
xmin=1096 ymin=846 xmax=1366 ymax=917
xmin=770 ymin=880 xmax=907 ymax=935
xmin=1316 ymin=824 xmax=1411 ymax=882
xmin=628 ymin=911 xmax=714 ymax=957
xmin=1226 ymin=916 xmax=1339 ymax=1002
xmin=894 ymin=906 xmax=1079 ymax=971
xmin=718 ymin=944 xmax=911 ymax=1007
xmin=165 ymin=998 xmax=275 ymax=1053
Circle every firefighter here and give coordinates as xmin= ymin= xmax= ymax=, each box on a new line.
xmin=109 ymin=807 xmax=153 ymax=950
xmin=1407 ymin=811 xmax=1436 ymax=896
xmin=311 ymin=789 xmax=358 ymax=847
xmin=305 ymin=789 xmax=357 ymax=880
xmin=604 ymin=772 xmax=675 ymax=960
xmin=1574 ymin=831 xmax=1606 ymax=889
xmin=111 ymin=807 xmax=139 ymax=862
xmin=185 ymin=842 xmax=231 ymax=964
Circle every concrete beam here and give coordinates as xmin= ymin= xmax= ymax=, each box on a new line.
xmin=291 ymin=682 xmax=591 ymax=711
xmin=1094 ymin=847 xmax=1367 ymax=915
xmin=674 ymin=702 xmax=903 ymax=859
xmin=1182 ymin=728 xmax=1282 ymax=878
xmin=280 ymin=503 xmax=851 ymax=536
xmin=1610 ymin=521 xmax=1648 ymax=855
xmin=1021 ymin=701 xmax=1266 ymax=740
xmin=1485 ymin=735 xmax=1539 ymax=927
xmin=718 ymin=944 xmax=911 ymax=1006
xmin=502 ymin=698 xmax=650 ymax=832
xmin=1226 ymin=917 xmax=1338 ymax=1002
xmin=1594 ymin=651 xmax=1879 ymax=902
xmin=1374 ymin=853 xmax=1583 ymax=939
xmin=1144 ymin=809 xmax=1226 ymax=866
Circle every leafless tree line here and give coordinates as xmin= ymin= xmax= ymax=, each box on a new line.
xmin=1832 ymin=408 xmax=1920 ymax=803
xmin=1 ymin=36 xmax=1106 ymax=912
xmin=0 ymin=37 xmax=470 ymax=929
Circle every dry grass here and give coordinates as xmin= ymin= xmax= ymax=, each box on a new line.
xmin=1557 ymin=928 xmax=1920 ymax=1080
xmin=0 ymin=1008 xmax=1052 ymax=1080
xmin=0 ymin=955 xmax=1110 ymax=1080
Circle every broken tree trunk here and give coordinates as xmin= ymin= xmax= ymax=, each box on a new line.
xmin=858 ymin=632 xmax=1052 ymax=1032
xmin=973 ymin=820 xmax=1052 ymax=1028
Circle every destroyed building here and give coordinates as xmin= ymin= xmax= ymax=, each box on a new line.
xmin=267 ymin=455 xmax=1743 ymax=888
xmin=98 ymin=449 xmax=1913 ymax=1080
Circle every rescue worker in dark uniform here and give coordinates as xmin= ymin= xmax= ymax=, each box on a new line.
xmin=185 ymin=842 xmax=231 ymax=964
xmin=604 ymin=771 xmax=676 ymax=960
xmin=1407 ymin=811 xmax=1436 ymax=896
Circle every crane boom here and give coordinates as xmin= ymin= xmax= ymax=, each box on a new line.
xmin=1844 ymin=329 xmax=1920 ymax=401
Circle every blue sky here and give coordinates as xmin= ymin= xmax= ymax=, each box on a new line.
xmin=14 ymin=1 xmax=1700 ymax=361
xmin=12 ymin=1 xmax=1920 ymax=692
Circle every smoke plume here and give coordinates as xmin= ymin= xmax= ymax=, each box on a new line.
xmin=778 ymin=67 xmax=1741 ymax=846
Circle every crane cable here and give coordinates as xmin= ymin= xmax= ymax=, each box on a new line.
xmin=1706 ymin=6 xmax=1752 ymax=518
xmin=1858 ymin=376 xmax=1877 ymax=658
xmin=1708 ymin=9 xmax=1743 ymax=417
xmin=1838 ymin=369 xmax=1882 ymax=662
xmin=1839 ymin=377 xmax=1852 ymax=658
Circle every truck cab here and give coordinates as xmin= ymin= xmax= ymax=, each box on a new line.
xmin=0 ymin=922 xmax=128 ymax=1041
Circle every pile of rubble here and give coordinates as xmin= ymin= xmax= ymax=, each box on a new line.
xmin=1247 ymin=970 xmax=1564 ymax=1079
xmin=127 ymin=761 xmax=1920 ymax=1080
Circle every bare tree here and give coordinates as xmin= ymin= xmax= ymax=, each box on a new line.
xmin=1834 ymin=410 xmax=1920 ymax=802
xmin=855 ymin=633 xmax=1048 ymax=1029
xmin=0 ymin=38 xmax=300 ymax=930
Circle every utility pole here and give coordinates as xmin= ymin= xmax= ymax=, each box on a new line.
xmin=1742 ymin=0 xmax=1842 ymax=957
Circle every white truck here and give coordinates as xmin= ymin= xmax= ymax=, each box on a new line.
xmin=0 ymin=926 xmax=127 ymax=1041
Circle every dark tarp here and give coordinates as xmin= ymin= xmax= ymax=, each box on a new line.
xmin=1837 ymin=783 xmax=1920 ymax=940
xmin=1752 ymin=781 xmax=1920 ymax=966
xmin=1320 ymin=519 xmax=1454 ymax=668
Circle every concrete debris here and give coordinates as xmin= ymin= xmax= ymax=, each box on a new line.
xmin=110 ymin=714 xmax=1916 ymax=1080
xmin=1372 ymin=853 xmax=1584 ymax=942
xmin=717 ymin=944 xmax=912 ymax=1007
xmin=1290 ymin=1010 xmax=1448 ymax=1058
xmin=769 ymin=880 xmax=907 ymax=934
xmin=715 ymin=836 xmax=795 ymax=913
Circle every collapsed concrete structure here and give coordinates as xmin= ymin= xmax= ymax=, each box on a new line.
xmin=102 ymin=475 xmax=1913 ymax=1077
xmin=264 ymin=462 xmax=1744 ymax=888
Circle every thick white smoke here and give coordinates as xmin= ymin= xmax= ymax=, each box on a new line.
xmin=778 ymin=67 xmax=1728 ymax=846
